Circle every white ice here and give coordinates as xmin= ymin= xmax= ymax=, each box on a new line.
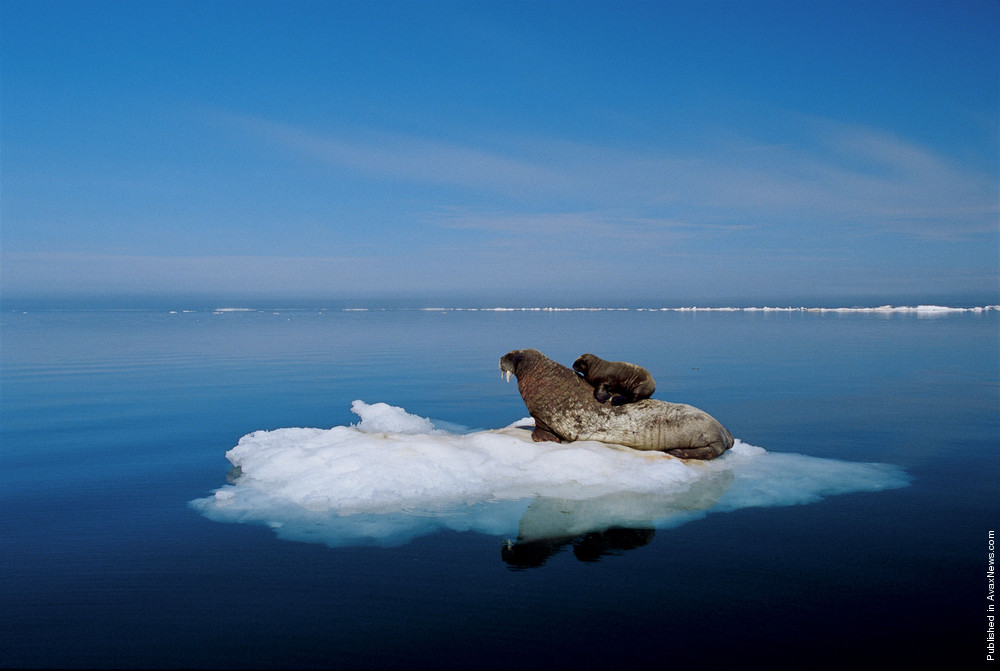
xmin=190 ymin=401 xmax=910 ymax=548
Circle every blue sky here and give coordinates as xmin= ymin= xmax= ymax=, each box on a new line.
xmin=2 ymin=0 xmax=997 ymax=306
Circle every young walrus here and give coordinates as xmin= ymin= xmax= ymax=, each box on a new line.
xmin=573 ymin=353 xmax=656 ymax=406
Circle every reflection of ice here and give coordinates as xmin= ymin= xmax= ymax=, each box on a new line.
xmin=501 ymin=473 xmax=735 ymax=568
xmin=190 ymin=401 xmax=911 ymax=551
xmin=513 ymin=471 xmax=734 ymax=544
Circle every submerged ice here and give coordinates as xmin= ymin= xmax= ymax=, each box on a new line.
xmin=190 ymin=401 xmax=910 ymax=549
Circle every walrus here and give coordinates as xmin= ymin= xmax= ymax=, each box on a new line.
xmin=572 ymin=353 xmax=655 ymax=405
xmin=499 ymin=348 xmax=733 ymax=460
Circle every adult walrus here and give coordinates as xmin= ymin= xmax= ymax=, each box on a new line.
xmin=500 ymin=348 xmax=733 ymax=460
xmin=573 ymin=353 xmax=656 ymax=405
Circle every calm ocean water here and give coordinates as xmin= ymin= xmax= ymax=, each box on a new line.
xmin=1 ymin=306 xmax=997 ymax=669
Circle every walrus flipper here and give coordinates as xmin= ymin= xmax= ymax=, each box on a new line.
xmin=609 ymin=392 xmax=632 ymax=406
xmin=593 ymin=382 xmax=613 ymax=404
xmin=666 ymin=444 xmax=727 ymax=460
xmin=531 ymin=418 xmax=562 ymax=443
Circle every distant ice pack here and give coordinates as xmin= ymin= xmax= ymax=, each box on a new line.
xmin=190 ymin=401 xmax=910 ymax=549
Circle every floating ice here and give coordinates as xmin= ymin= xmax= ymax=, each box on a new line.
xmin=190 ymin=401 xmax=910 ymax=549
xmin=419 ymin=305 xmax=998 ymax=313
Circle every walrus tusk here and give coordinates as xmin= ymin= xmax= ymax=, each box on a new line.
xmin=505 ymin=371 xmax=511 ymax=383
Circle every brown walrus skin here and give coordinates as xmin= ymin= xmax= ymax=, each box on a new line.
xmin=572 ymin=353 xmax=656 ymax=406
xmin=500 ymin=348 xmax=733 ymax=460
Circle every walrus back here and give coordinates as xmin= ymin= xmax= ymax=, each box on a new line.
xmin=575 ymin=399 xmax=733 ymax=458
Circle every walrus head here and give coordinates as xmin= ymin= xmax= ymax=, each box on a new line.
xmin=572 ymin=353 xmax=597 ymax=376
xmin=499 ymin=348 xmax=537 ymax=382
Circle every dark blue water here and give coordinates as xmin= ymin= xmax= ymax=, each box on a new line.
xmin=2 ymin=307 xmax=997 ymax=669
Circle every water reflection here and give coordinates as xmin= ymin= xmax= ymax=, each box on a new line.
xmin=500 ymin=470 xmax=733 ymax=568
xmin=503 ymin=527 xmax=656 ymax=568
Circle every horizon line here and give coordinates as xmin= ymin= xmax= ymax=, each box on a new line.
xmin=7 ymin=304 xmax=998 ymax=315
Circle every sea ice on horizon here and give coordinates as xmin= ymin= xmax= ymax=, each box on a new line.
xmin=182 ymin=304 xmax=999 ymax=315
xmin=190 ymin=401 xmax=911 ymax=549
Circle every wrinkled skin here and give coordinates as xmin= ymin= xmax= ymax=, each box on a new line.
xmin=573 ymin=353 xmax=656 ymax=406
xmin=500 ymin=348 xmax=733 ymax=460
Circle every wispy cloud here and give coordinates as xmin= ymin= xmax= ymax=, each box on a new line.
xmin=216 ymin=111 xmax=573 ymax=198
xmin=428 ymin=209 xmax=708 ymax=238
xmin=220 ymin=110 xmax=997 ymax=241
